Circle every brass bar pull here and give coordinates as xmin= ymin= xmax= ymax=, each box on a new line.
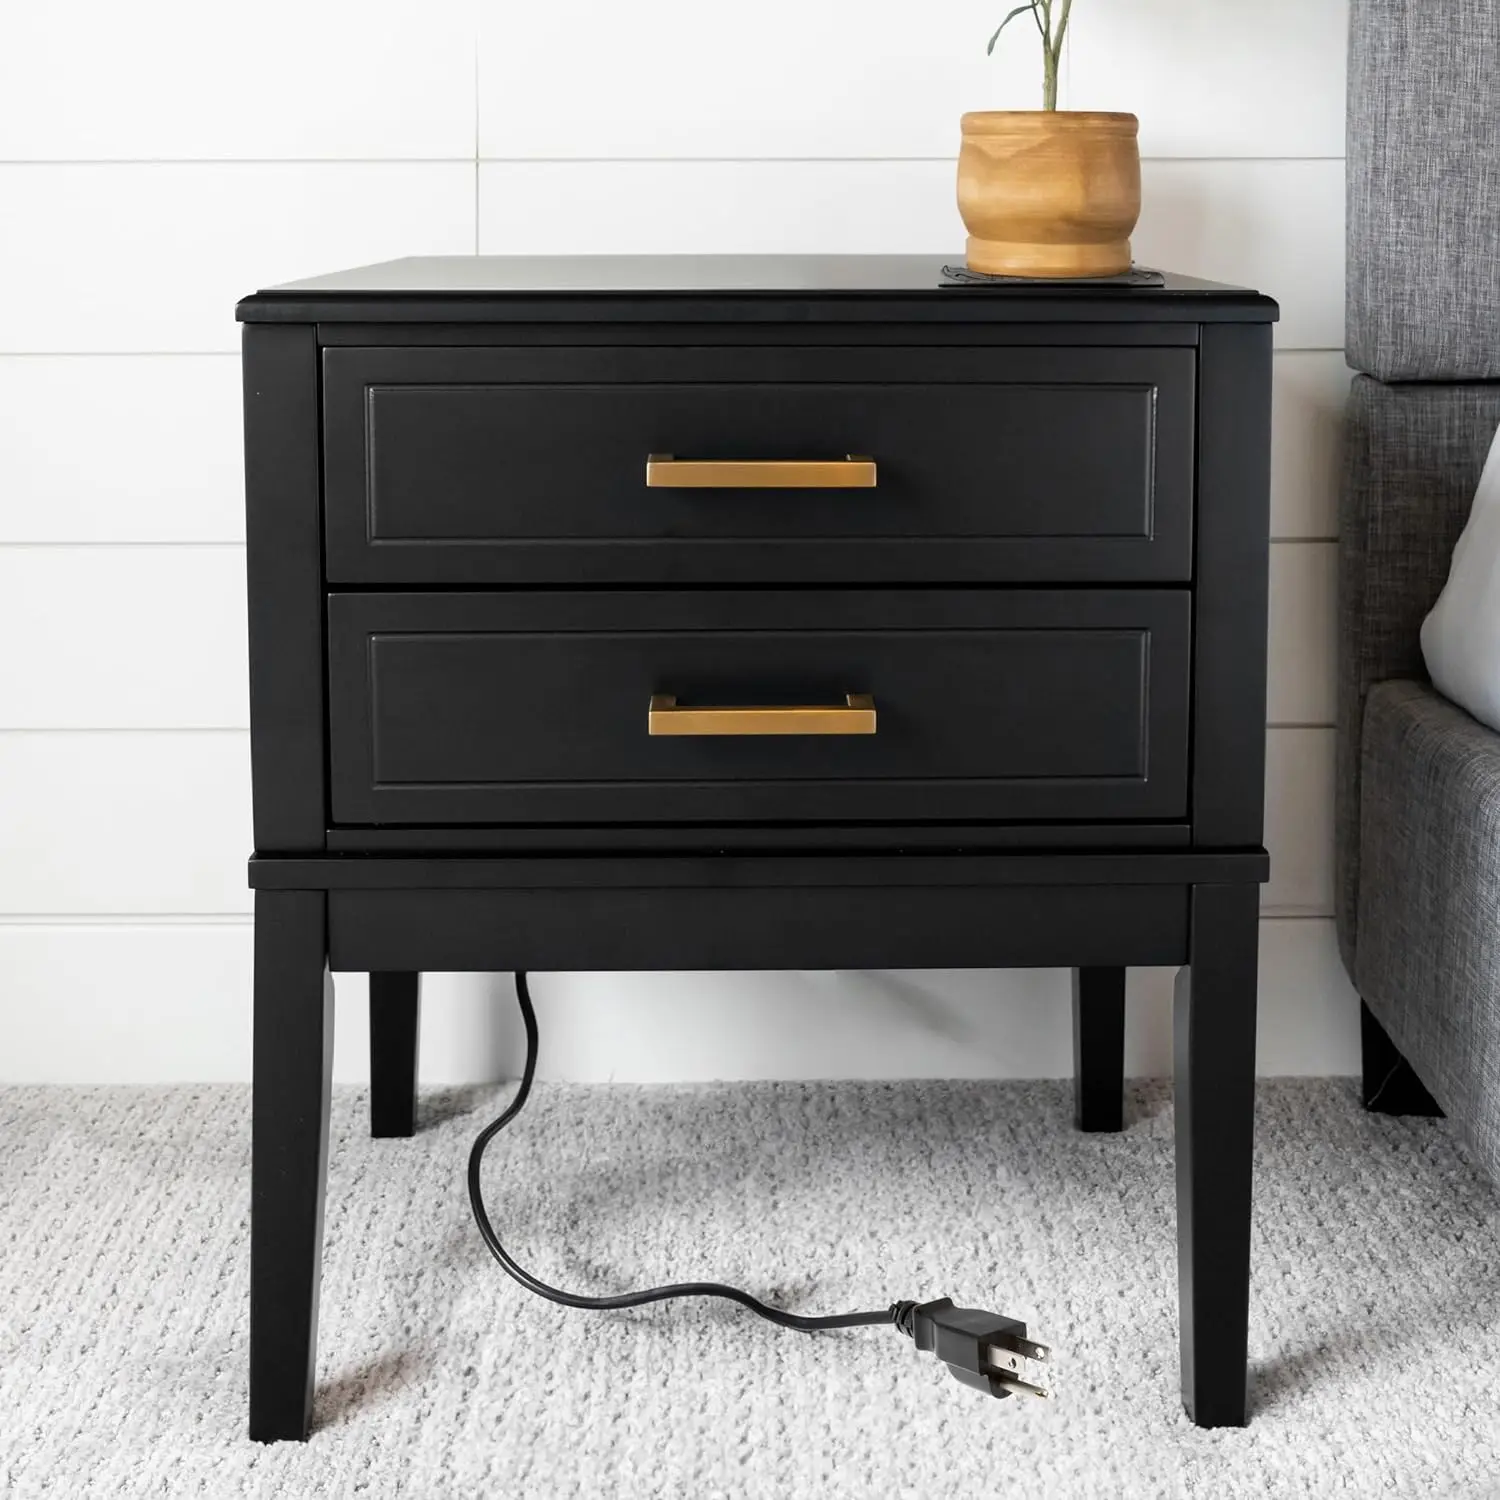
xmin=647 ymin=693 xmax=877 ymax=737
xmin=645 ymin=454 xmax=877 ymax=489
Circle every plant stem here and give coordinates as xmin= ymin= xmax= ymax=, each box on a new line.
xmin=1052 ymin=0 xmax=1073 ymax=83
xmin=1039 ymin=0 xmax=1061 ymax=110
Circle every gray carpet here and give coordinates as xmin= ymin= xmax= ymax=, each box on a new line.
xmin=3 ymin=1079 xmax=1499 ymax=1499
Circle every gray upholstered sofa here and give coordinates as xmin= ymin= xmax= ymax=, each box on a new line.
xmin=1339 ymin=0 xmax=1500 ymax=1179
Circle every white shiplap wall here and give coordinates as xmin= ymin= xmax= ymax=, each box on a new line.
xmin=0 ymin=0 xmax=1357 ymax=1084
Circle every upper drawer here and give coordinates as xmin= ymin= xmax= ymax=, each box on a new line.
xmin=322 ymin=345 xmax=1195 ymax=585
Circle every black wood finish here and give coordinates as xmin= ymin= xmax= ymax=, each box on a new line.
xmin=317 ymin=321 xmax=1203 ymax=350
xmin=327 ymin=589 xmax=1191 ymax=828
xmin=326 ymin=821 xmax=1193 ymax=853
xmin=1072 ymin=967 xmax=1126 ymax=1132
xmin=250 ymin=851 xmax=1270 ymax=891
xmin=237 ymin=256 xmax=1277 ymax=1437
xmin=323 ymin=345 xmax=1193 ymax=586
xmin=370 ymin=972 xmax=422 ymax=1138
xmin=1190 ymin=323 xmax=1273 ymax=847
xmin=243 ymin=325 xmax=326 ymax=852
xmin=249 ymin=891 xmax=333 ymax=1442
xmin=235 ymin=253 xmax=1278 ymax=326
xmin=327 ymin=884 xmax=1187 ymax=974
xmin=1360 ymin=1000 xmax=1444 ymax=1116
xmin=1174 ymin=883 xmax=1260 ymax=1428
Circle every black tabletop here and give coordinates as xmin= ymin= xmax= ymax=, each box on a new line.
xmin=237 ymin=255 xmax=1278 ymax=324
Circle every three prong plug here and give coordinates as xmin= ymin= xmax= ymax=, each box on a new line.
xmin=891 ymin=1297 xmax=1052 ymax=1400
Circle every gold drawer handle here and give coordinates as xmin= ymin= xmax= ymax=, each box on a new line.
xmin=647 ymin=693 xmax=877 ymax=736
xmin=645 ymin=454 xmax=877 ymax=489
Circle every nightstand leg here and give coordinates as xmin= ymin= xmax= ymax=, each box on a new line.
xmin=370 ymin=972 xmax=422 ymax=1138
xmin=1174 ymin=883 xmax=1258 ymax=1429
xmin=1072 ymin=966 xmax=1126 ymax=1131
xmin=250 ymin=890 xmax=334 ymax=1443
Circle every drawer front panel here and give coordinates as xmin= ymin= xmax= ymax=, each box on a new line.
xmin=327 ymin=590 xmax=1190 ymax=827
xmin=323 ymin=346 xmax=1195 ymax=584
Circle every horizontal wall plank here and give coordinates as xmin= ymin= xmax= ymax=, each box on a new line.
xmin=0 ymin=932 xmax=515 ymax=1086
xmin=478 ymin=0 xmax=1346 ymax=161
xmin=479 ymin=0 xmax=1036 ymax=161
xmin=1267 ymin=542 xmax=1337 ymax=726
xmin=1271 ymin=351 xmax=1352 ymax=540
xmin=1252 ymin=916 xmax=1360 ymax=1074
xmin=1069 ymin=0 xmax=1347 ymax=160
xmin=0 ymin=924 xmax=255 ymax=1084
xmin=0 ymin=356 xmax=244 ymax=542
xmin=0 ymin=731 xmax=251 ymax=914
xmin=0 ymin=917 xmax=1357 ymax=1084
xmin=1264 ymin=727 xmax=1335 ymax=918
xmin=0 ymin=1 xmax=475 ymax=160
xmin=0 ymin=164 xmax=475 ymax=353
xmin=0 ymin=548 xmax=246 ymax=727
xmin=478 ymin=158 xmax=1342 ymax=348
xmin=1131 ymin=159 xmax=1344 ymax=352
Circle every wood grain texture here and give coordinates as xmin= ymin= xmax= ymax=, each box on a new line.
xmin=958 ymin=112 xmax=1140 ymax=279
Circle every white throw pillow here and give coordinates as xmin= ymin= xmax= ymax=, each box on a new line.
xmin=1421 ymin=420 xmax=1500 ymax=734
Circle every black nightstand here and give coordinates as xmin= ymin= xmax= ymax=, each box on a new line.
xmin=238 ymin=255 xmax=1277 ymax=1440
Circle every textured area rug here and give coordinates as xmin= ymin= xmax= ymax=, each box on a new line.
xmin=2 ymin=1079 xmax=1499 ymax=1498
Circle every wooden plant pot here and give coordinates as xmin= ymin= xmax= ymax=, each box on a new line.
xmin=958 ymin=111 xmax=1141 ymax=278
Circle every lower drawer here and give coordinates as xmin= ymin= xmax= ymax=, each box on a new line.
xmin=326 ymin=590 xmax=1190 ymax=827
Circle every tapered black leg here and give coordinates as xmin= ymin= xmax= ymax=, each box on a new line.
xmin=1072 ymin=966 xmax=1126 ymax=1132
xmin=1360 ymin=1000 xmax=1443 ymax=1116
xmin=250 ymin=890 xmax=334 ymax=1443
xmin=1174 ymin=883 xmax=1259 ymax=1428
xmin=370 ymin=972 xmax=422 ymax=1138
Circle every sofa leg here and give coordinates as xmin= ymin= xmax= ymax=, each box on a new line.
xmin=1360 ymin=1001 xmax=1443 ymax=1116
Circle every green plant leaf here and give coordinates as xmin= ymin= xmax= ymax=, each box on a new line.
xmin=987 ymin=2 xmax=1039 ymax=55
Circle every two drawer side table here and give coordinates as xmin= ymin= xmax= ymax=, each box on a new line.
xmin=237 ymin=255 xmax=1277 ymax=1441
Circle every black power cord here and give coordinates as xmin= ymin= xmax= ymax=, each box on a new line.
xmin=466 ymin=972 xmax=1053 ymax=1400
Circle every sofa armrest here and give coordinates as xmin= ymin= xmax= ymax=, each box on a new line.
xmin=1336 ymin=379 xmax=1500 ymax=972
